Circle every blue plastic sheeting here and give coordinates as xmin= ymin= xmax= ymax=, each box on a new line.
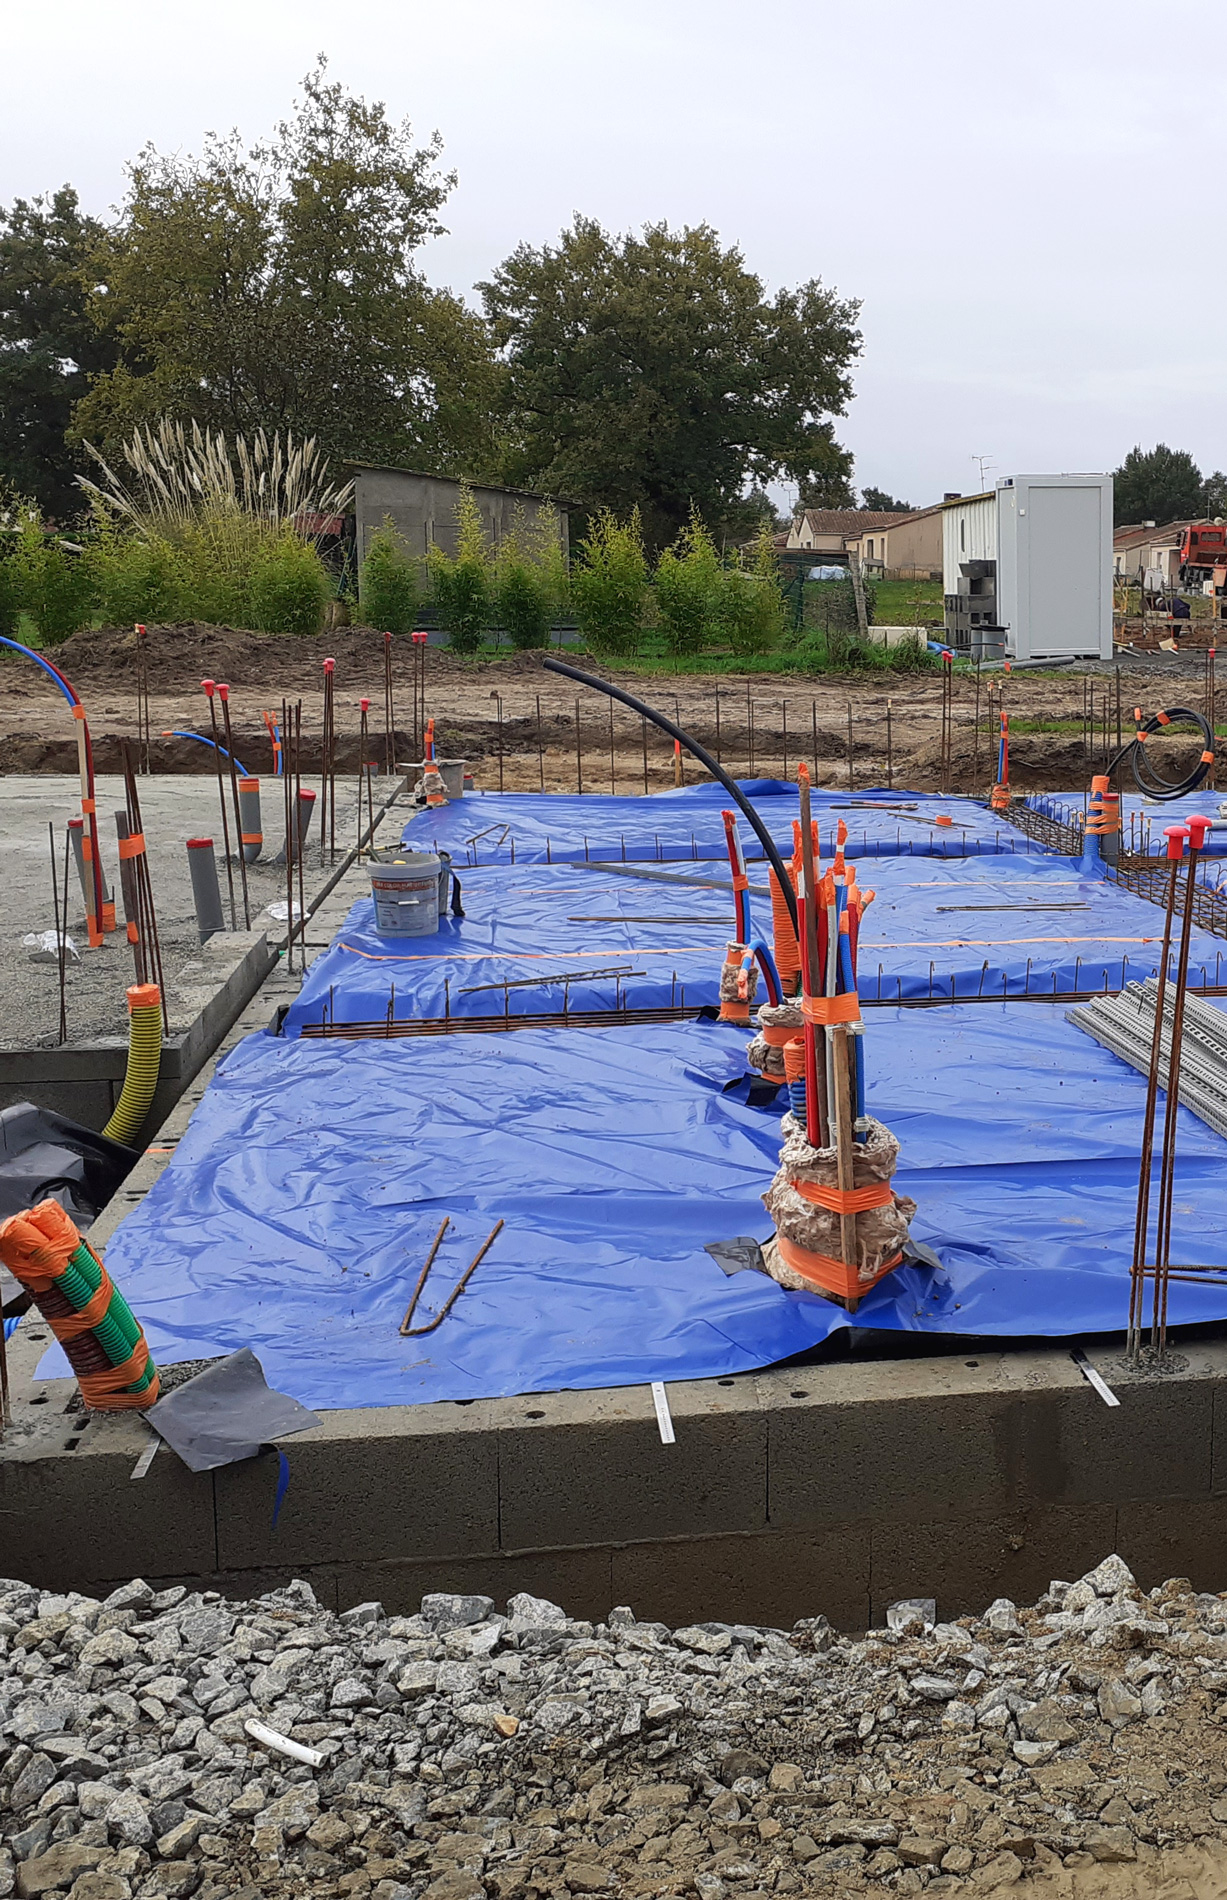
xmin=282 ymin=851 xmax=1227 ymax=1035
xmin=41 ymin=1005 xmax=1227 ymax=1408
xmin=405 ymin=783 xmax=1046 ymax=865
xmin=1026 ymin=791 xmax=1227 ymax=858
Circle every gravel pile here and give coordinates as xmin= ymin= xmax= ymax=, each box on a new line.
xmin=4 ymin=1554 xmax=1227 ymax=1900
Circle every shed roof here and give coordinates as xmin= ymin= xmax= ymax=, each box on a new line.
xmin=346 ymin=463 xmax=577 ymax=509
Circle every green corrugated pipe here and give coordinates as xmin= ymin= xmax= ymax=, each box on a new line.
xmin=102 ymin=983 xmax=163 ymax=1147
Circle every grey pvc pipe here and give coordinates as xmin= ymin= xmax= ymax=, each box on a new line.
xmin=186 ymin=837 xmax=225 ymax=942
xmin=272 ymin=787 xmax=317 ymax=864
xmin=297 ymin=788 xmax=316 ymax=852
xmin=114 ymin=811 xmax=139 ymax=941
xmin=238 ymin=777 xmax=262 ymax=864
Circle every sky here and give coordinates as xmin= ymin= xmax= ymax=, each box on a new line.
xmin=3 ymin=0 xmax=1221 ymax=511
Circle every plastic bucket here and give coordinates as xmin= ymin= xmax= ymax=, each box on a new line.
xmin=369 ymin=852 xmax=441 ymax=937
xmin=439 ymin=759 xmax=466 ymax=798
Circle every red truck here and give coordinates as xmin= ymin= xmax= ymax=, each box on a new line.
xmin=1179 ymin=522 xmax=1227 ymax=581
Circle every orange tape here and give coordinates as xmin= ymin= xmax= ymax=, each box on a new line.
xmin=81 ymin=798 xmax=96 ymax=814
xmin=241 ymin=832 xmax=263 ymax=845
xmin=789 ymin=1178 xmax=894 ymax=1213
xmin=1203 ymin=750 xmax=1216 ymax=764
xmin=720 ymin=1001 xmax=751 ymax=1023
xmin=72 ymin=706 xmax=86 ymax=722
xmin=732 ymin=872 xmax=749 ymax=892
xmin=117 ymin=833 xmax=146 ymax=859
xmin=1157 ymin=711 xmax=1171 ymax=725
xmin=799 ymin=992 xmax=861 ymax=1026
xmin=762 ymin=1023 xmax=800 ymax=1047
xmin=773 ymin=1230 xmax=903 ymax=1301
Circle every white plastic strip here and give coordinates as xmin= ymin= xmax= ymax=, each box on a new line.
xmin=244 ymin=1718 xmax=325 ymax=1767
xmin=651 ymin=1380 xmax=675 ymax=1444
xmin=130 ymin=1438 xmax=159 ymax=1481
xmin=1070 ymin=1348 xmax=1120 ymax=1408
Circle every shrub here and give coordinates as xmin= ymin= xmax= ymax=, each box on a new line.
xmin=429 ymin=486 xmax=491 ymax=656
xmin=249 ymin=533 xmax=331 ymax=635
xmin=655 ymin=512 xmax=721 ymax=658
xmin=570 ymin=510 xmax=649 ymax=658
xmin=360 ymin=520 xmax=418 ymax=633
xmin=720 ymin=526 xmax=788 ymax=656
xmin=87 ymin=523 xmax=183 ymax=626
xmin=0 ymin=552 xmax=19 ymax=639
xmin=497 ymin=555 xmax=552 ymax=650
xmin=9 ymin=513 xmax=96 ymax=644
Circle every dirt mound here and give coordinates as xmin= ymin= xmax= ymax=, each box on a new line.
xmin=40 ymin=623 xmax=582 ymax=697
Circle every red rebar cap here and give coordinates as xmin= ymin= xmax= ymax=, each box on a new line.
xmin=1164 ymin=825 xmax=1188 ymax=859
xmin=299 ymin=788 xmax=317 ymax=802
xmin=384 ymin=630 xmax=392 ymax=643
xmin=412 ymin=630 xmax=429 ymax=644
xmin=218 ymin=682 xmax=230 ymax=700
xmin=135 ymin=623 xmax=146 ymax=637
xmin=186 ymin=836 xmax=214 ymax=850
xmin=1188 ymin=814 xmax=1213 ymax=848
xmin=360 ymin=696 xmax=371 ymax=710
xmin=201 ymin=677 xmax=215 ymax=695
xmin=323 ymin=657 xmax=335 ymax=673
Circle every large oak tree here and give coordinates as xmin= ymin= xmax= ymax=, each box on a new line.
xmin=480 ymin=217 xmax=861 ymax=547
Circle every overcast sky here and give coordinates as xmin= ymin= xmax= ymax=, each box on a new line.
xmin=3 ymin=0 xmax=1218 ymax=510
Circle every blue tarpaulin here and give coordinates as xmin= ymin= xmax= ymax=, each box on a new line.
xmin=405 ymin=782 xmax=1047 ymax=865
xmin=40 ymin=1005 xmax=1227 ymax=1408
xmin=283 ymin=852 xmax=1227 ymax=1035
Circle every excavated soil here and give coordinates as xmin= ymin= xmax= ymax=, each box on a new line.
xmin=0 ymin=624 xmax=1220 ymax=796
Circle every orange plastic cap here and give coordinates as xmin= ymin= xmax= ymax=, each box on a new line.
xmin=127 ymin=983 xmax=161 ymax=1010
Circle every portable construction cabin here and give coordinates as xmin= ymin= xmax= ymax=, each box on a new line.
xmin=942 ymin=475 xmax=1114 ymax=661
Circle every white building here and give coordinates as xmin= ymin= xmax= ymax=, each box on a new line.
xmin=942 ymin=475 xmax=1114 ymax=662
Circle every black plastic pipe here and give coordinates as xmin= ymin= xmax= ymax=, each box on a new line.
xmin=541 ymin=656 xmax=799 ymax=934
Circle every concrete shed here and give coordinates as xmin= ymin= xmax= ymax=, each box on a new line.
xmin=349 ymin=465 xmax=571 ymax=566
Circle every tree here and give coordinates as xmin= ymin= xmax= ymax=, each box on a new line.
xmin=860 ymin=486 xmax=913 ymax=512
xmin=1203 ymin=470 xmax=1227 ymax=518
xmin=0 ymin=188 xmax=117 ymax=517
xmin=1112 ymin=444 xmax=1207 ymax=526
xmin=73 ymin=64 xmax=500 ymax=478
xmin=480 ymin=217 xmax=860 ymax=548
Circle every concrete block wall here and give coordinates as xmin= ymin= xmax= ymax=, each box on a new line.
xmin=7 ymin=1340 xmax=1227 ymax=1630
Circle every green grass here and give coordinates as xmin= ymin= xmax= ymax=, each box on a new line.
xmin=803 ymin=576 xmax=944 ymax=625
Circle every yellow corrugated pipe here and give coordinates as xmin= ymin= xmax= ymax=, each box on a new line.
xmin=102 ymin=984 xmax=163 ymax=1146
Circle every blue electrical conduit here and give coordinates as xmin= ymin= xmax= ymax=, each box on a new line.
xmin=0 ymin=635 xmax=106 ymax=931
xmin=750 ymin=939 xmax=782 ymax=1007
xmin=0 ymin=635 xmax=79 ymax=705
xmin=162 ymin=730 xmax=251 ymax=777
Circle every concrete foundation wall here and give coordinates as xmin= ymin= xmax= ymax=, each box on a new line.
xmin=6 ymin=1338 xmax=1227 ymax=1629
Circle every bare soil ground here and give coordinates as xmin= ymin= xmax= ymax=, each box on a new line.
xmin=0 ymin=623 xmax=1219 ymax=798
